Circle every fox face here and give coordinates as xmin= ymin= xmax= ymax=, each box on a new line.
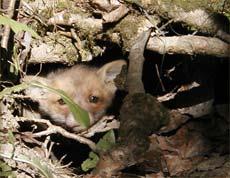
xmin=24 ymin=60 xmax=126 ymax=131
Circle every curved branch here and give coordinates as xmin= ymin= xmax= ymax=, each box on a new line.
xmin=142 ymin=1 xmax=230 ymax=43
xmin=17 ymin=117 xmax=97 ymax=151
xmin=127 ymin=29 xmax=152 ymax=94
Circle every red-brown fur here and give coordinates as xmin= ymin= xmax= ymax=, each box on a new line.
xmin=24 ymin=60 xmax=126 ymax=132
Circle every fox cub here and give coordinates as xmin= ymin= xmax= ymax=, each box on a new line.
xmin=24 ymin=60 xmax=126 ymax=132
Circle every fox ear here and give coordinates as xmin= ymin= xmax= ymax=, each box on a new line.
xmin=97 ymin=60 xmax=127 ymax=89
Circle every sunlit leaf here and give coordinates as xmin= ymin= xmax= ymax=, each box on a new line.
xmin=0 ymin=148 xmax=53 ymax=178
xmin=0 ymin=15 xmax=40 ymax=39
xmin=96 ymin=130 xmax=116 ymax=152
xmin=0 ymin=160 xmax=16 ymax=178
xmin=30 ymin=81 xmax=90 ymax=128
xmin=0 ymin=81 xmax=90 ymax=128
xmin=0 ymin=83 xmax=29 ymax=100
xmin=7 ymin=131 xmax=15 ymax=145
xmin=81 ymin=152 xmax=99 ymax=172
xmin=81 ymin=130 xmax=116 ymax=171
xmin=31 ymin=157 xmax=53 ymax=178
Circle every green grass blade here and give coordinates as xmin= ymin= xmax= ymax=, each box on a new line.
xmin=0 ymin=81 xmax=90 ymax=128
xmin=0 ymin=83 xmax=29 ymax=100
xmin=0 ymin=15 xmax=40 ymax=39
xmin=30 ymin=81 xmax=90 ymax=128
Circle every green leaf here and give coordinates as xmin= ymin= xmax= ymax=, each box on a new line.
xmin=81 ymin=130 xmax=116 ymax=171
xmin=30 ymin=157 xmax=53 ymax=178
xmin=0 ymin=81 xmax=90 ymax=128
xmin=30 ymin=81 xmax=90 ymax=128
xmin=0 ymin=15 xmax=40 ymax=39
xmin=96 ymin=130 xmax=116 ymax=152
xmin=0 ymin=147 xmax=51 ymax=178
xmin=7 ymin=131 xmax=15 ymax=145
xmin=11 ymin=45 xmax=21 ymax=76
xmin=0 ymin=83 xmax=29 ymax=100
xmin=57 ymin=89 xmax=90 ymax=128
xmin=0 ymin=160 xmax=16 ymax=178
xmin=81 ymin=152 xmax=99 ymax=172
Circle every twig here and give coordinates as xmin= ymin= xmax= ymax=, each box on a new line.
xmin=16 ymin=117 xmax=97 ymax=151
xmin=147 ymin=35 xmax=229 ymax=58
xmin=21 ymin=1 xmax=48 ymax=27
xmin=147 ymin=1 xmax=230 ymax=43
xmin=155 ymin=64 xmax=166 ymax=92
xmin=80 ymin=116 xmax=120 ymax=138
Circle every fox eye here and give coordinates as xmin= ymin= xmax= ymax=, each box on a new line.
xmin=57 ymin=98 xmax=65 ymax=105
xmin=88 ymin=95 xmax=99 ymax=103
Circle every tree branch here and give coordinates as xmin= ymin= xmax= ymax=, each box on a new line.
xmin=126 ymin=29 xmax=152 ymax=94
xmin=141 ymin=1 xmax=230 ymax=43
xmin=17 ymin=117 xmax=97 ymax=151
xmin=147 ymin=35 xmax=229 ymax=58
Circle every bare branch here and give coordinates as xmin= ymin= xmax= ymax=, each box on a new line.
xmin=80 ymin=116 xmax=120 ymax=138
xmin=103 ymin=4 xmax=129 ymax=23
xmin=48 ymin=11 xmax=103 ymax=32
xmin=127 ymin=29 xmax=152 ymax=94
xmin=141 ymin=1 xmax=230 ymax=43
xmin=147 ymin=35 xmax=229 ymax=58
xmin=16 ymin=117 xmax=97 ymax=151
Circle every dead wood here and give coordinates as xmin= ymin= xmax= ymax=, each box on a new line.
xmin=48 ymin=12 xmax=103 ymax=31
xmin=157 ymin=82 xmax=215 ymax=132
xmin=102 ymin=4 xmax=129 ymax=24
xmin=147 ymin=35 xmax=230 ymax=58
xmin=21 ymin=1 xmax=229 ymax=65
xmin=140 ymin=0 xmax=230 ymax=43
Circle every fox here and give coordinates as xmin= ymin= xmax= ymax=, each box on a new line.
xmin=23 ymin=60 xmax=126 ymax=132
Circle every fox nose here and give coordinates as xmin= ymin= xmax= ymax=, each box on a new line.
xmin=66 ymin=114 xmax=79 ymax=128
xmin=61 ymin=106 xmax=70 ymax=118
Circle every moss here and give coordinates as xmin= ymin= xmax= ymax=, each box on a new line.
xmin=113 ymin=14 xmax=147 ymax=50
xmin=163 ymin=0 xmax=208 ymax=12
xmin=62 ymin=13 xmax=71 ymax=23
xmin=56 ymin=0 xmax=72 ymax=11
xmin=41 ymin=33 xmax=79 ymax=63
xmin=144 ymin=0 xmax=228 ymax=14
xmin=39 ymin=8 xmax=53 ymax=20
xmin=56 ymin=0 xmax=90 ymax=17
xmin=91 ymin=45 xmax=103 ymax=57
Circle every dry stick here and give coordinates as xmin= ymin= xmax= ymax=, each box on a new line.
xmin=155 ymin=64 xmax=166 ymax=92
xmin=147 ymin=1 xmax=230 ymax=43
xmin=17 ymin=117 xmax=97 ymax=151
xmin=1 ymin=0 xmax=17 ymax=49
xmin=147 ymin=35 xmax=229 ymax=58
xmin=103 ymin=4 xmax=129 ymax=23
